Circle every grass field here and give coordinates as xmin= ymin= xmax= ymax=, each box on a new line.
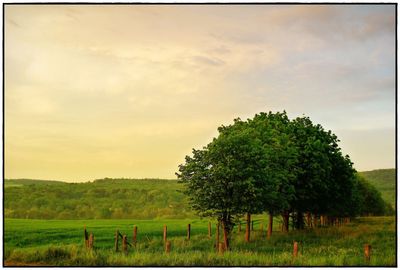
xmin=4 ymin=216 xmax=395 ymax=266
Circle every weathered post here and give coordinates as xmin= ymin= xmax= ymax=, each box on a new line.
xmin=245 ymin=213 xmax=251 ymax=242
xmin=115 ymin=230 xmax=119 ymax=252
xmin=88 ymin=233 xmax=94 ymax=249
xmin=218 ymin=242 xmax=225 ymax=255
xmin=163 ymin=225 xmax=167 ymax=242
xmin=364 ymin=244 xmax=371 ymax=262
xmin=84 ymin=225 xmax=89 ymax=248
xmin=293 ymin=241 xmax=298 ymax=257
xmin=133 ymin=226 xmax=137 ymax=247
xmin=208 ymin=222 xmax=212 ymax=238
xmin=216 ymin=221 xmax=220 ymax=251
xmin=187 ymin=224 xmax=191 ymax=240
xmin=165 ymin=240 xmax=171 ymax=254
xmin=122 ymin=235 xmax=128 ymax=254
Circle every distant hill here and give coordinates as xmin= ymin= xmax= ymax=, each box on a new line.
xmin=359 ymin=169 xmax=396 ymax=207
xmin=4 ymin=169 xmax=396 ymax=220
xmin=5 ymin=179 xmax=66 ymax=187
xmin=4 ymin=178 xmax=192 ymax=219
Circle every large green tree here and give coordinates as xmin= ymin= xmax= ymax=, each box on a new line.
xmin=177 ymin=122 xmax=268 ymax=249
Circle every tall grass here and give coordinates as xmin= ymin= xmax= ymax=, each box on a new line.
xmin=4 ymin=216 xmax=395 ymax=266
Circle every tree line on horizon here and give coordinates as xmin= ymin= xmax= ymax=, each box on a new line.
xmin=177 ymin=111 xmax=394 ymax=249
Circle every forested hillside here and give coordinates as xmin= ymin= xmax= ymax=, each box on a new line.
xmin=4 ymin=178 xmax=193 ymax=219
xmin=4 ymin=169 xmax=395 ymax=220
xmin=359 ymin=169 xmax=395 ymax=207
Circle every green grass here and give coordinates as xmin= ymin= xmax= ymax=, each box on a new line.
xmin=359 ymin=169 xmax=396 ymax=207
xmin=4 ymin=216 xmax=395 ymax=266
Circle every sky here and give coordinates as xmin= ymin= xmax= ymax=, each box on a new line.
xmin=5 ymin=4 xmax=396 ymax=182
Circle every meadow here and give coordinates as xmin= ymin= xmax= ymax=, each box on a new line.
xmin=4 ymin=169 xmax=396 ymax=266
xmin=4 ymin=216 xmax=395 ymax=266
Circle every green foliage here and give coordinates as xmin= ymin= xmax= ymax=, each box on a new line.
xmin=4 ymin=217 xmax=396 ymax=266
xmin=4 ymin=179 xmax=193 ymax=219
xmin=247 ymin=112 xmax=298 ymax=215
xmin=177 ymin=121 xmax=268 ymax=238
xmin=178 ymin=111 xmax=367 ymax=233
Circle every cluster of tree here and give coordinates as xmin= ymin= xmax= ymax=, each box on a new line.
xmin=177 ymin=111 xmax=392 ymax=249
xmin=4 ymin=179 xmax=193 ymax=219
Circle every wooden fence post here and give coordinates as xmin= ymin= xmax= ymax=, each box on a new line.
xmin=245 ymin=213 xmax=251 ymax=242
xmin=187 ymin=224 xmax=191 ymax=240
xmin=84 ymin=225 xmax=89 ymax=248
xmin=293 ymin=241 xmax=298 ymax=257
xmin=133 ymin=226 xmax=137 ymax=247
xmin=165 ymin=240 xmax=171 ymax=254
xmin=216 ymin=221 xmax=220 ymax=251
xmin=88 ymin=233 xmax=94 ymax=249
xmin=122 ymin=235 xmax=128 ymax=254
xmin=163 ymin=225 xmax=167 ymax=242
xmin=364 ymin=244 xmax=371 ymax=262
xmin=208 ymin=222 xmax=212 ymax=238
xmin=115 ymin=230 xmax=119 ymax=252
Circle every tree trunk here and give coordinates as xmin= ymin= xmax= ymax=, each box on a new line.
xmin=267 ymin=211 xmax=273 ymax=239
xmin=306 ymin=212 xmax=312 ymax=228
xmin=282 ymin=212 xmax=289 ymax=233
xmin=313 ymin=214 xmax=318 ymax=228
xmin=245 ymin=213 xmax=251 ymax=242
xmin=222 ymin=220 xmax=229 ymax=250
xmin=295 ymin=212 xmax=304 ymax=230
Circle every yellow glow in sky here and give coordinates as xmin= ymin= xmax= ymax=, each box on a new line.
xmin=5 ymin=5 xmax=395 ymax=181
